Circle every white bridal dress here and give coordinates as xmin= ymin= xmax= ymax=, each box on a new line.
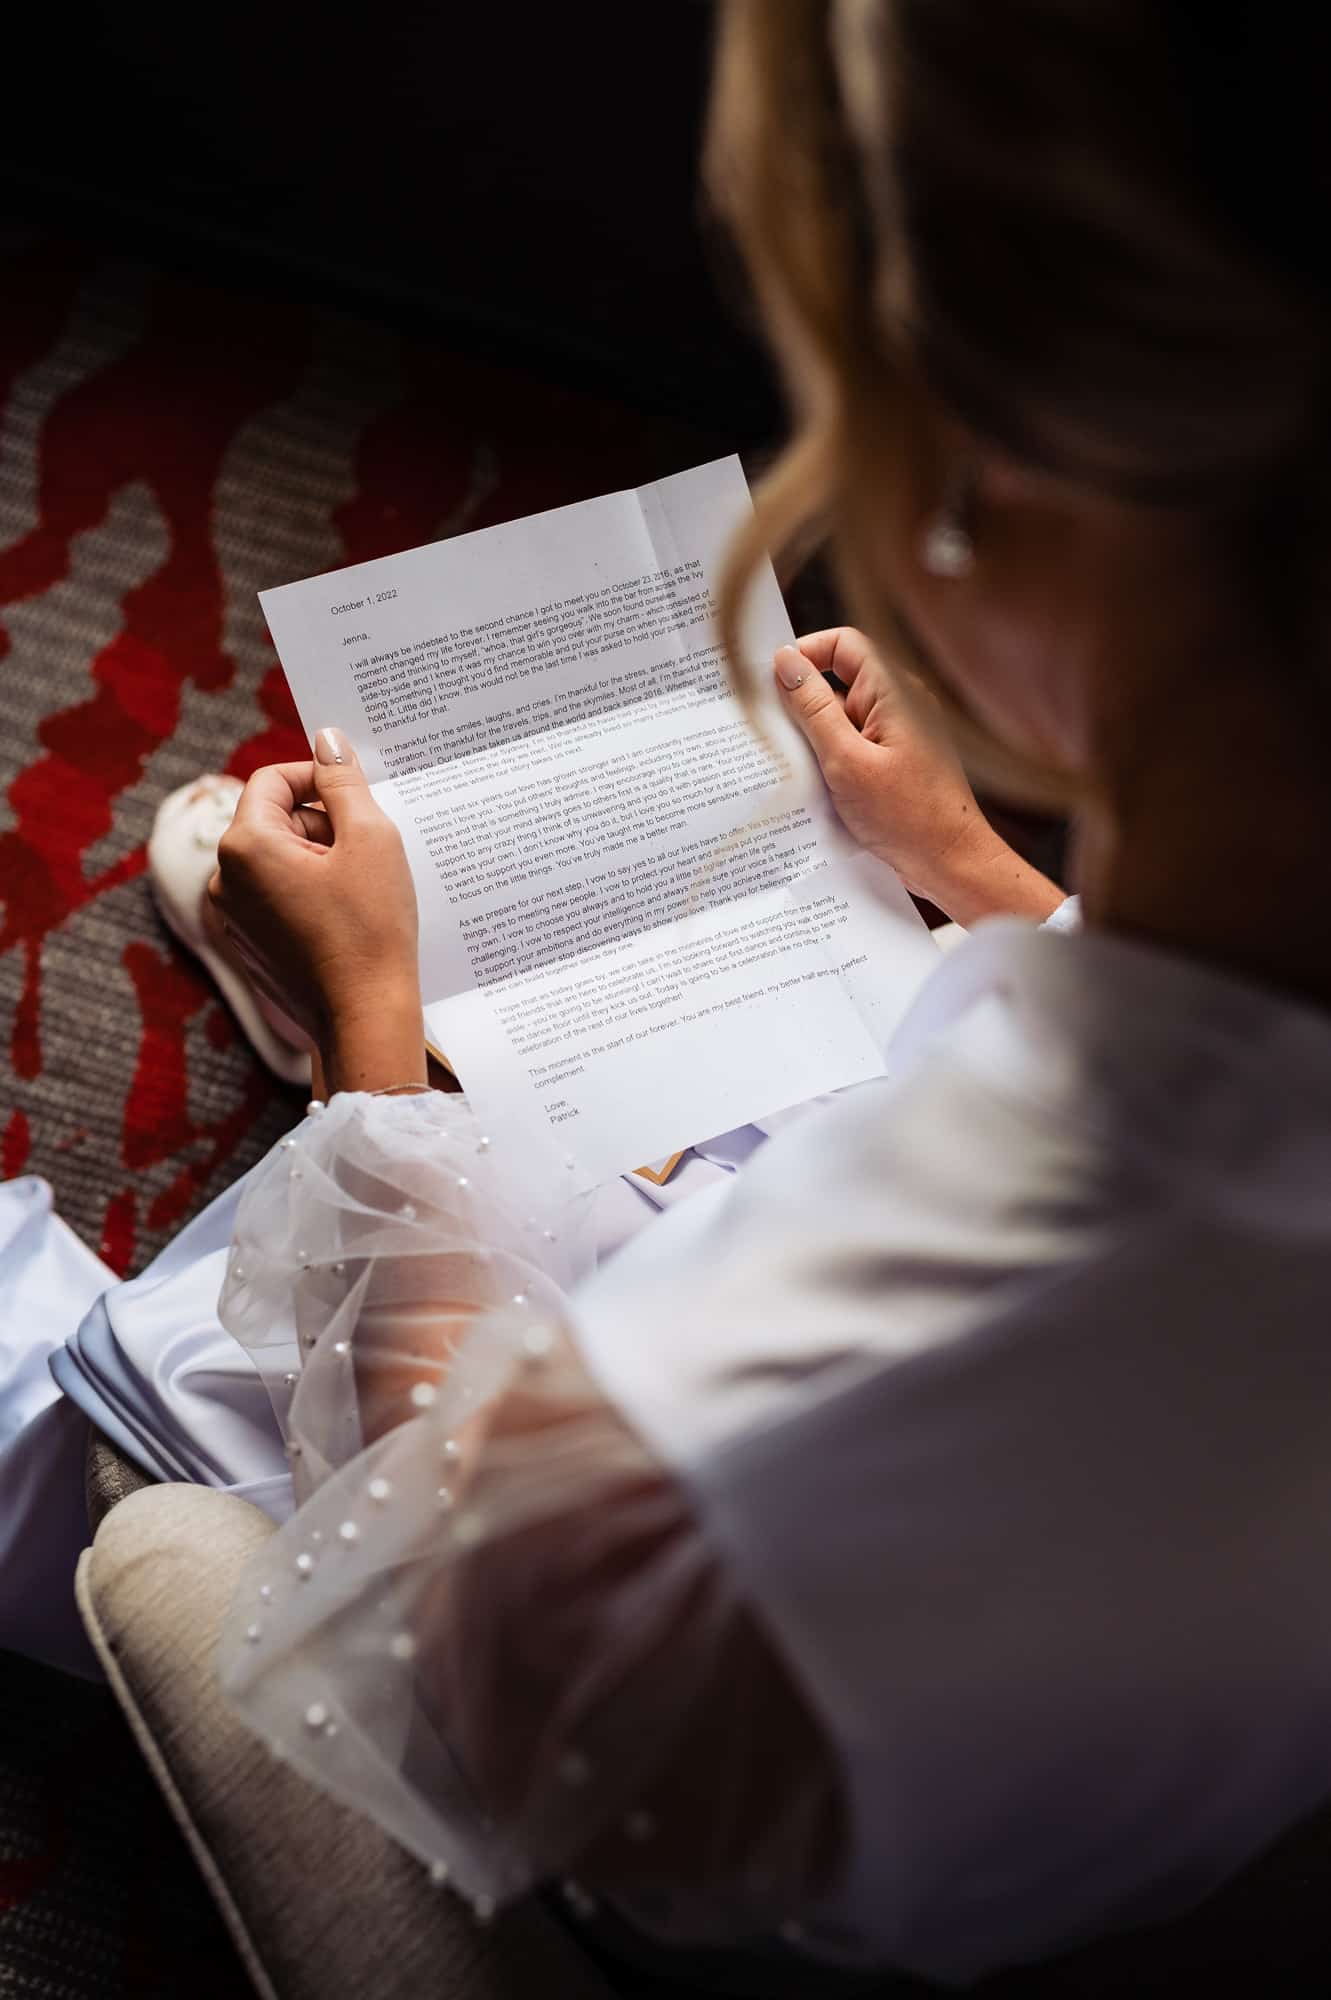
xmin=6 ymin=899 xmax=1331 ymax=1987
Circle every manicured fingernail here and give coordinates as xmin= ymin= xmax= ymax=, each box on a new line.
xmin=316 ymin=727 xmax=351 ymax=765
xmin=775 ymin=646 xmax=808 ymax=690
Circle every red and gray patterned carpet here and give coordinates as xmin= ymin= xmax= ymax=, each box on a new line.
xmin=0 ymin=217 xmax=721 ymax=1997
xmin=0 ymin=220 xmax=724 ymax=1280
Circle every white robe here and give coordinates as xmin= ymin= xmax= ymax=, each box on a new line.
xmin=10 ymin=899 xmax=1331 ymax=1984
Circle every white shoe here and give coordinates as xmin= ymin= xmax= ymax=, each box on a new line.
xmin=148 ymin=775 xmax=311 ymax=1088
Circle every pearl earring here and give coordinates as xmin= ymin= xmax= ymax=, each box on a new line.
xmin=920 ymin=471 xmax=976 ymax=579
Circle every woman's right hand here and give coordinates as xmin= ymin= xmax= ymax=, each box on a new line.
xmin=775 ymin=627 xmax=1063 ymax=927
xmin=209 ymin=728 xmax=427 ymax=1092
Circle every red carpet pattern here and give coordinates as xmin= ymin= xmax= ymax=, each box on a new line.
xmin=0 ymin=221 xmax=721 ymax=1277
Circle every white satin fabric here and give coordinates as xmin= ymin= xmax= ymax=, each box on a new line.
xmin=0 ymin=1178 xmax=114 ymax=1675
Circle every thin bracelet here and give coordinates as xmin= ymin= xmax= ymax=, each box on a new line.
xmin=369 ymin=1082 xmax=433 ymax=1098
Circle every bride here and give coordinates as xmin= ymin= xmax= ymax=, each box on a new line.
xmin=6 ymin=0 xmax=1331 ymax=1987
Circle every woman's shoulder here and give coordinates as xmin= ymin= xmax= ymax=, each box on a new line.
xmin=880 ymin=914 xmax=1331 ymax=1221
xmin=955 ymin=913 xmax=1331 ymax=1118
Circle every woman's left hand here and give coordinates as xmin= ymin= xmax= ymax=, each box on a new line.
xmin=208 ymin=728 xmax=426 ymax=1089
xmin=776 ymin=627 xmax=1063 ymax=927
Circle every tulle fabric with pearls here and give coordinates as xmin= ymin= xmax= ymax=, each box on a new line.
xmin=216 ymin=1091 xmax=840 ymax=1941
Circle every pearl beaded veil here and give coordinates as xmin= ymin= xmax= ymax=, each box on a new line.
xmin=215 ymin=1090 xmax=838 ymax=1940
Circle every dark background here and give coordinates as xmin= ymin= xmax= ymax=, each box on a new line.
xmin=2 ymin=0 xmax=779 ymax=437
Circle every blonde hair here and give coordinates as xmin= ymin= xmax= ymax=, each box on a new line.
xmin=707 ymin=0 xmax=1331 ymax=808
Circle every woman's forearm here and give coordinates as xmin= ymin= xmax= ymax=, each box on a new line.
xmin=319 ymin=980 xmax=428 ymax=1096
xmin=917 ymin=824 xmax=1065 ymax=929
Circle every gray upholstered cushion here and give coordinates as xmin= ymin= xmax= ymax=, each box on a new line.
xmin=75 ymin=1483 xmax=615 ymax=2000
